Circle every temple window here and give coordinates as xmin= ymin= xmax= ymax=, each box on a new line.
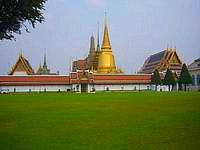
xmin=192 ymin=75 xmax=195 ymax=86
xmin=197 ymin=75 xmax=200 ymax=86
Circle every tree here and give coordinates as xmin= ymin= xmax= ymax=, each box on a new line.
xmin=151 ymin=69 xmax=161 ymax=91
xmin=0 ymin=0 xmax=47 ymax=40
xmin=163 ymin=68 xmax=176 ymax=91
xmin=178 ymin=64 xmax=192 ymax=91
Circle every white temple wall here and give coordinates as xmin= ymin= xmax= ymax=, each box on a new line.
xmin=93 ymin=84 xmax=151 ymax=92
xmin=0 ymin=84 xmax=170 ymax=93
xmin=71 ymin=84 xmax=80 ymax=92
xmin=150 ymin=85 xmax=170 ymax=92
xmin=189 ymin=69 xmax=200 ymax=91
xmin=13 ymin=71 xmax=28 ymax=76
xmin=0 ymin=85 xmax=71 ymax=93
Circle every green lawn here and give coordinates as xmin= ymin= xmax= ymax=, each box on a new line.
xmin=0 ymin=92 xmax=200 ymax=150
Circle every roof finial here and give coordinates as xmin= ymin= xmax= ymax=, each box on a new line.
xmin=19 ymin=49 xmax=23 ymax=57
xmin=43 ymin=50 xmax=47 ymax=68
xmin=166 ymin=43 xmax=169 ymax=51
xmin=97 ymin=22 xmax=100 ymax=51
xmin=90 ymin=33 xmax=95 ymax=52
xmin=170 ymin=42 xmax=173 ymax=51
xmin=105 ymin=9 xmax=107 ymax=24
xmin=102 ymin=11 xmax=111 ymax=50
xmin=173 ymin=42 xmax=177 ymax=51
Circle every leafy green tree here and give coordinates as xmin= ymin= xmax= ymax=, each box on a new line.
xmin=151 ymin=69 xmax=161 ymax=91
xmin=0 ymin=0 xmax=47 ymax=40
xmin=178 ymin=64 xmax=192 ymax=91
xmin=163 ymin=68 xmax=176 ymax=91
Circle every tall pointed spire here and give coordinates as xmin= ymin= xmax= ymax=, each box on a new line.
xmin=101 ymin=12 xmax=111 ymax=50
xmin=97 ymin=22 xmax=100 ymax=51
xmin=43 ymin=52 xmax=47 ymax=68
xmin=97 ymin=12 xmax=120 ymax=74
xmin=90 ymin=33 xmax=95 ymax=53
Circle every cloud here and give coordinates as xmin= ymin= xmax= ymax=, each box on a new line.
xmin=87 ymin=0 xmax=106 ymax=7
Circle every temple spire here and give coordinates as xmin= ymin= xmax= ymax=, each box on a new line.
xmin=43 ymin=52 xmax=47 ymax=68
xmin=97 ymin=22 xmax=100 ymax=51
xmin=90 ymin=33 xmax=95 ymax=53
xmin=101 ymin=12 xmax=111 ymax=50
xmin=19 ymin=50 xmax=23 ymax=57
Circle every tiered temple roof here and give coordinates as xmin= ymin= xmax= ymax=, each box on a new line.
xmin=139 ymin=48 xmax=182 ymax=74
xmin=36 ymin=54 xmax=55 ymax=75
xmin=9 ymin=53 xmax=34 ymax=75
xmin=72 ymin=15 xmax=122 ymax=74
xmin=9 ymin=53 xmax=57 ymax=76
xmin=188 ymin=58 xmax=200 ymax=71
xmin=72 ymin=60 xmax=87 ymax=72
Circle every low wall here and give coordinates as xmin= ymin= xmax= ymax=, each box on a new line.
xmin=0 ymin=85 xmax=71 ymax=93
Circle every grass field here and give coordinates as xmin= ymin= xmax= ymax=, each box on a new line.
xmin=0 ymin=92 xmax=200 ymax=150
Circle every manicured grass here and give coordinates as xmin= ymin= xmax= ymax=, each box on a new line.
xmin=0 ymin=92 xmax=200 ymax=150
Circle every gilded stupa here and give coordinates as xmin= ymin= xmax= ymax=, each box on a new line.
xmin=97 ymin=17 xmax=119 ymax=74
xmin=72 ymin=15 xmax=123 ymax=74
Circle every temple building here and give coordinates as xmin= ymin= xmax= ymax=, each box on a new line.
xmin=0 ymin=15 xmax=185 ymax=93
xmin=72 ymin=17 xmax=123 ymax=74
xmin=86 ymin=34 xmax=97 ymax=70
xmin=97 ymin=20 xmax=121 ymax=74
xmin=36 ymin=54 xmax=57 ymax=75
xmin=9 ymin=53 xmax=34 ymax=75
xmin=139 ymin=47 xmax=182 ymax=74
xmin=72 ymin=60 xmax=87 ymax=72
xmin=9 ymin=52 xmax=57 ymax=76
xmin=188 ymin=58 xmax=200 ymax=91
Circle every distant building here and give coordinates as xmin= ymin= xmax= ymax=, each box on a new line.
xmin=72 ymin=16 xmax=123 ymax=74
xmin=9 ymin=53 xmax=57 ymax=76
xmin=0 ymin=71 xmax=155 ymax=93
xmin=139 ymin=48 xmax=182 ymax=74
xmin=72 ymin=59 xmax=87 ymax=72
xmin=188 ymin=58 xmax=200 ymax=91
xmin=0 ymin=15 xmax=172 ymax=93
xmin=36 ymin=54 xmax=57 ymax=75
xmin=9 ymin=53 xmax=34 ymax=75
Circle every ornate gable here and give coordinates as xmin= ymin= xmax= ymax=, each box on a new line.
xmin=140 ymin=48 xmax=182 ymax=74
xmin=169 ymin=51 xmax=182 ymax=64
xmin=9 ymin=54 xmax=34 ymax=75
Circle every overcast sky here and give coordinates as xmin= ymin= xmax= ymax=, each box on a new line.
xmin=0 ymin=0 xmax=200 ymax=75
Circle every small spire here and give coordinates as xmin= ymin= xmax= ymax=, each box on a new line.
xmin=37 ymin=63 xmax=42 ymax=73
xmin=43 ymin=51 xmax=47 ymax=68
xmin=96 ymin=22 xmax=100 ymax=51
xmin=173 ymin=43 xmax=177 ymax=51
xmin=174 ymin=45 xmax=177 ymax=51
xmin=19 ymin=50 xmax=23 ymax=57
xmin=166 ymin=43 xmax=169 ymax=51
xmin=104 ymin=9 xmax=107 ymax=25
xmin=170 ymin=43 xmax=173 ymax=51
xmin=90 ymin=33 xmax=95 ymax=53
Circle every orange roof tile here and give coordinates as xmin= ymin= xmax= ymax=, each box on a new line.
xmin=93 ymin=75 xmax=151 ymax=84
xmin=0 ymin=76 xmax=70 ymax=86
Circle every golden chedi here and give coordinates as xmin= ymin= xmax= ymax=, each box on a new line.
xmin=97 ymin=20 xmax=119 ymax=74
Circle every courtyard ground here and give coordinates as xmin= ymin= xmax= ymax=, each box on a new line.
xmin=0 ymin=92 xmax=200 ymax=150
